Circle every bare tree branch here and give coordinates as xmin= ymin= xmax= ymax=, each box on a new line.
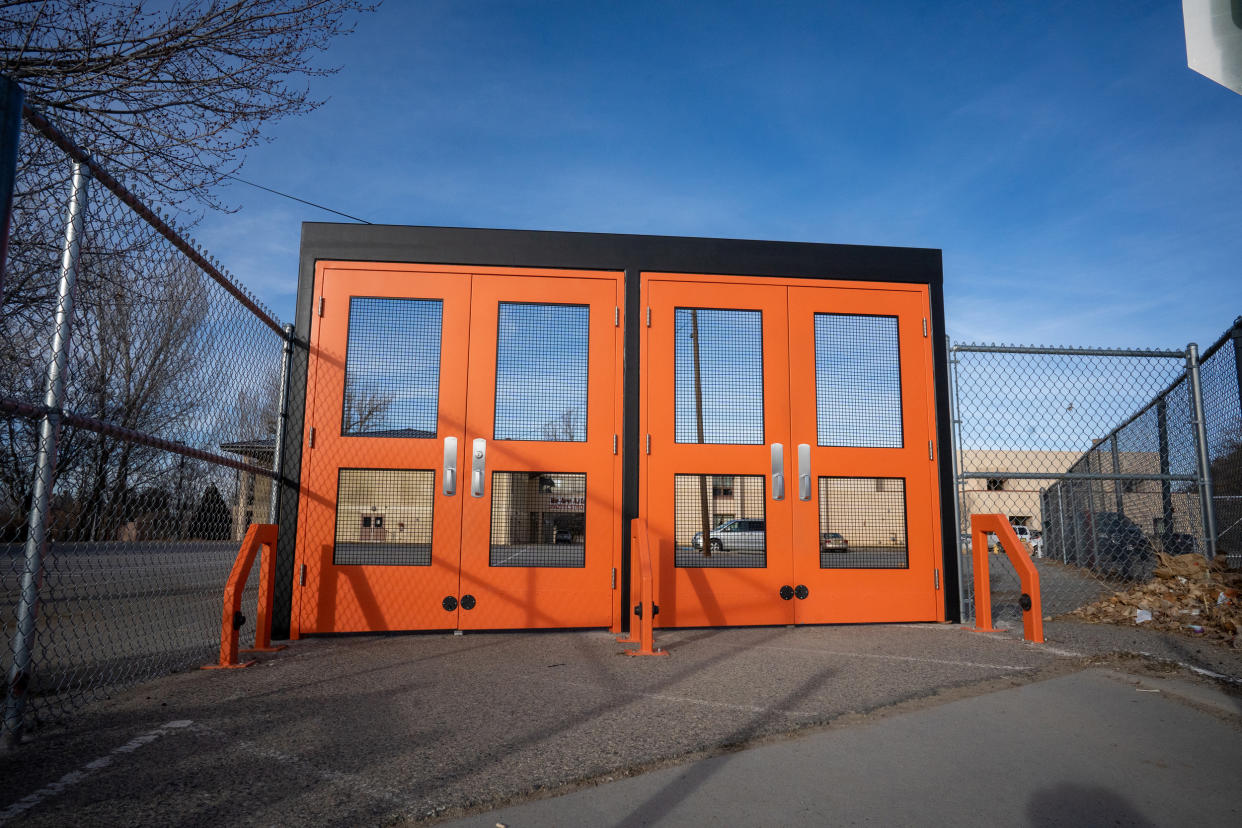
xmin=1 ymin=0 xmax=376 ymax=215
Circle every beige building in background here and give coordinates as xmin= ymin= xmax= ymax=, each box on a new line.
xmin=331 ymin=469 xmax=586 ymax=547
xmin=958 ymin=448 xmax=1200 ymax=542
xmin=673 ymin=474 xmax=907 ymax=548
xmin=958 ymin=450 xmax=1082 ymax=532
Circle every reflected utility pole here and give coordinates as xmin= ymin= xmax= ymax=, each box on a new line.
xmin=691 ymin=309 xmax=711 ymax=556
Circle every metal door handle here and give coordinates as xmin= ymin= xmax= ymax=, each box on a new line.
xmin=470 ymin=437 xmax=486 ymax=498
xmin=798 ymin=443 xmax=811 ymax=501
xmin=771 ymin=443 xmax=785 ymax=501
xmin=443 ymin=437 xmax=458 ymax=495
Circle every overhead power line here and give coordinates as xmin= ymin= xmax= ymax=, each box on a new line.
xmin=226 ymin=174 xmax=372 ymax=224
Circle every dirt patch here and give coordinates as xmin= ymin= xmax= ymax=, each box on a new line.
xmin=1063 ymin=553 xmax=1242 ymax=647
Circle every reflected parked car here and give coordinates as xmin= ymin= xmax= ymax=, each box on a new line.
xmin=693 ymin=519 xmax=765 ymax=552
xmin=821 ymin=532 xmax=848 ymax=552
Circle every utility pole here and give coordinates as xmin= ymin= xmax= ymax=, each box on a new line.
xmin=691 ymin=309 xmax=712 ymax=556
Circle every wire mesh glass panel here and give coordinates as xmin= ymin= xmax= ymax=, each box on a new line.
xmin=494 ymin=303 xmax=589 ymax=442
xmin=675 ymin=308 xmax=764 ymax=444
xmin=333 ymin=469 xmax=434 ymax=566
xmin=674 ymin=473 xmax=766 ymax=567
xmin=489 ymin=472 xmax=586 ymax=567
xmin=342 ymin=297 xmax=442 ymax=438
xmin=815 ymin=314 xmax=902 ymax=448
xmin=818 ymin=477 xmax=908 ymax=569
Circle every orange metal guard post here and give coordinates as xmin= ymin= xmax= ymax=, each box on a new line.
xmin=623 ymin=518 xmax=668 ymax=656
xmin=971 ymin=514 xmax=1044 ymax=643
xmin=203 ymin=524 xmax=286 ymax=669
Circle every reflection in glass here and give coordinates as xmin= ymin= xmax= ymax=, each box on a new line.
xmin=675 ymin=308 xmax=764 ymax=444
xmin=490 ymin=471 xmax=586 ymax=567
xmin=342 ymin=297 xmax=442 ymax=438
xmin=334 ymin=468 xmax=434 ymax=566
xmin=674 ymin=473 xmax=766 ymax=568
xmin=815 ymin=314 xmax=902 ymax=448
xmin=818 ymin=476 xmax=908 ymax=569
xmin=494 ymin=303 xmax=589 ymax=442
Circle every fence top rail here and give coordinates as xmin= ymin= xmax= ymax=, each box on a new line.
xmin=20 ymin=103 xmax=287 ymax=338
xmin=0 ymin=396 xmax=276 ymax=480
xmin=959 ymin=471 xmax=1197 ymax=482
xmin=950 ymin=343 xmax=1186 ymax=358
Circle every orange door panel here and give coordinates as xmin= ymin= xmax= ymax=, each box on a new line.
xmin=294 ymin=263 xmax=622 ymax=635
xmin=787 ymin=285 xmax=943 ymax=623
xmin=457 ymin=275 xmax=619 ymax=630
xmin=295 ymin=267 xmax=471 ymax=634
xmin=645 ymin=279 xmax=795 ymax=628
xmin=641 ymin=274 xmax=943 ymax=629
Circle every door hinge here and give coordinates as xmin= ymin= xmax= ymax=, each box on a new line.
xmin=613 ymin=434 xmax=618 ymax=455
xmin=299 ymin=564 xmax=307 ymax=586
xmin=615 ymin=306 xmax=620 ymax=327
xmin=922 ymin=317 xmax=928 ymax=337
xmin=611 ymin=567 xmax=617 ymax=589
xmin=645 ymin=434 xmax=651 ymax=455
xmin=934 ymin=568 xmax=940 ymax=590
xmin=928 ymin=440 xmax=934 ymax=460
xmin=646 ymin=306 xmax=651 ymax=327
xmin=309 ymin=426 xmax=316 ymax=448
xmin=318 ymin=296 xmax=324 ymax=317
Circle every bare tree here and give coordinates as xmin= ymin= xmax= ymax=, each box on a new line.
xmin=541 ymin=407 xmax=581 ymax=442
xmin=0 ymin=1 xmax=374 ymax=542
xmin=1 ymin=0 xmax=376 ymax=213
xmin=343 ymin=386 xmax=393 ymax=434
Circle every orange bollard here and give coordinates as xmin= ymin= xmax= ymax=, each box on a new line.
xmin=623 ymin=518 xmax=668 ymax=657
xmin=971 ymin=515 xmax=1044 ymax=643
xmin=203 ymin=524 xmax=284 ymax=669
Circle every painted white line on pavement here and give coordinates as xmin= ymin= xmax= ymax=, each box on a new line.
xmin=1134 ymin=652 xmax=1242 ymax=687
xmin=0 ymin=720 xmax=193 ymax=825
xmin=187 ymin=722 xmax=413 ymax=806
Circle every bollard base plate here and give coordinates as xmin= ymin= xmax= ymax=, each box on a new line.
xmin=201 ymin=660 xmax=256 ymax=670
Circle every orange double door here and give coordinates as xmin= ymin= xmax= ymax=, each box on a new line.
xmin=293 ymin=263 xmax=624 ymax=634
xmin=642 ymin=274 xmax=945 ymax=627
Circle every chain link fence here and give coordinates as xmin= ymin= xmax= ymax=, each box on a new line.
xmin=951 ymin=322 xmax=1242 ymax=633
xmin=1 ymin=104 xmax=291 ymax=744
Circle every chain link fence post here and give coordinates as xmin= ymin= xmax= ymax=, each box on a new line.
xmin=1156 ymin=398 xmax=1173 ymax=550
xmin=947 ymin=338 xmax=969 ymax=621
xmin=1185 ymin=343 xmax=1218 ymax=560
xmin=3 ymin=159 xmax=89 ymax=748
xmin=269 ymin=323 xmax=295 ymax=524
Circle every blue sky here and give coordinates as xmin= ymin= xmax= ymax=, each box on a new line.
xmin=196 ymin=1 xmax=1242 ymax=349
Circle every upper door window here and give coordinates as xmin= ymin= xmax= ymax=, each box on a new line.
xmin=494 ymin=302 xmax=589 ymax=442
xmin=814 ymin=313 xmax=903 ymax=448
xmin=674 ymin=307 xmax=764 ymax=444
xmin=342 ymin=297 xmax=443 ymax=438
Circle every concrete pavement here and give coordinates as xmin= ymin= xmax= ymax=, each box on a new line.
xmin=445 ymin=668 xmax=1242 ymax=827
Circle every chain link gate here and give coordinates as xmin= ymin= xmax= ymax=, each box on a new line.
xmin=950 ymin=322 xmax=1242 ymax=632
xmin=2 ymin=101 xmax=290 ymax=745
